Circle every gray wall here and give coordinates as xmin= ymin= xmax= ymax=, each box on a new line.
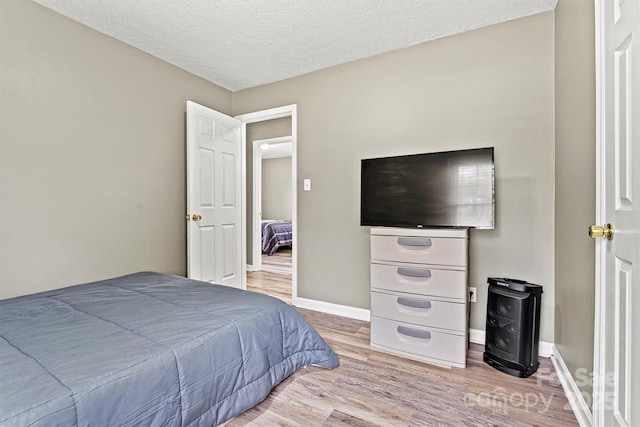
xmin=234 ymin=12 xmax=557 ymax=342
xmin=244 ymin=118 xmax=292 ymax=265
xmin=554 ymin=0 xmax=596 ymax=407
xmin=0 ymin=0 xmax=232 ymax=299
xmin=262 ymin=157 xmax=292 ymax=221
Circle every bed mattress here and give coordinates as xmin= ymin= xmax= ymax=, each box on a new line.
xmin=0 ymin=272 xmax=338 ymax=426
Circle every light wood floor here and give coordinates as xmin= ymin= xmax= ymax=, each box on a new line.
xmin=241 ymin=251 xmax=577 ymax=427
xmin=247 ymin=249 xmax=292 ymax=304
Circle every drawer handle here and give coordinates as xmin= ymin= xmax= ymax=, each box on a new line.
xmin=397 ymin=267 xmax=432 ymax=278
xmin=397 ymin=326 xmax=431 ymax=340
xmin=397 ymin=297 xmax=431 ymax=310
xmin=397 ymin=237 xmax=432 ymax=247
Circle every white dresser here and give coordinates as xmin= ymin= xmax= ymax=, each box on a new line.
xmin=369 ymin=227 xmax=469 ymax=368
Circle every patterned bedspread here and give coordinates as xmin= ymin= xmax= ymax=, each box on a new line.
xmin=0 ymin=272 xmax=338 ymax=426
xmin=261 ymin=220 xmax=292 ymax=255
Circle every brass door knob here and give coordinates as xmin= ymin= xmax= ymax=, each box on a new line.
xmin=192 ymin=214 xmax=202 ymax=221
xmin=589 ymin=223 xmax=614 ymax=240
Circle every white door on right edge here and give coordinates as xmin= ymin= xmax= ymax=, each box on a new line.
xmin=593 ymin=0 xmax=640 ymax=426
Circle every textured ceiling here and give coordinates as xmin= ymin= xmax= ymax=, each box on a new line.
xmin=33 ymin=0 xmax=557 ymax=91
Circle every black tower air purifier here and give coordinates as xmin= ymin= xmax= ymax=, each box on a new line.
xmin=483 ymin=277 xmax=543 ymax=378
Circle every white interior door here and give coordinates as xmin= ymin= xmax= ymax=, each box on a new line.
xmin=593 ymin=1 xmax=640 ymax=426
xmin=186 ymin=101 xmax=243 ymax=289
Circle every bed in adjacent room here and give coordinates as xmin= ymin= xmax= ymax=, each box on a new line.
xmin=0 ymin=272 xmax=338 ymax=426
xmin=261 ymin=219 xmax=292 ymax=255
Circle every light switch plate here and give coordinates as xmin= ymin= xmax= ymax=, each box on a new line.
xmin=304 ymin=179 xmax=311 ymax=191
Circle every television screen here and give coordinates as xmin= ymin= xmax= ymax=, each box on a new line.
xmin=360 ymin=147 xmax=495 ymax=229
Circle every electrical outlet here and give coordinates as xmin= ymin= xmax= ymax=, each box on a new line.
xmin=469 ymin=287 xmax=477 ymax=303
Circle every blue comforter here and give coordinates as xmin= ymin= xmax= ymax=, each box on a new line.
xmin=0 ymin=272 xmax=338 ymax=426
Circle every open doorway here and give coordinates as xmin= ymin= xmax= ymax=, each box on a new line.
xmin=248 ymin=136 xmax=293 ymax=303
xmin=235 ymin=105 xmax=297 ymax=305
xmin=251 ymin=136 xmax=292 ymax=272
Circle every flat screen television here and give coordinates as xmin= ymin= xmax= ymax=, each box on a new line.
xmin=360 ymin=147 xmax=495 ymax=229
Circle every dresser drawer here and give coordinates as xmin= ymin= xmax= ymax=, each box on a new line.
xmin=371 ymin=316 xmax=466 ymax=366
xmin=371 ymin=291 xmax=466 ymax=331
xmin=370 ymin=262 xmax=466 ymax=300
xmin=371 ymin=235 xmax=467 ymax=266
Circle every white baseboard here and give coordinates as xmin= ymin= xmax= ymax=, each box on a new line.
xmin=469 ymin=328 xmax=486 ymax=347
xmin=246 ymin=264 xmax=256 ymax=272
xmin=550 ymin=345 xmax=593 ymax=427
xmin=469 ymin=328 xmax=554 ymax=358
xmin=294 ymin=297 xmax=370 ymax=321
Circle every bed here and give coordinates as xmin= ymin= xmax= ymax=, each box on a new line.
xmin=261 ymin=220 xmax=293 ymax=255
xmin=0 ymin=272 xmax=338 ymax=426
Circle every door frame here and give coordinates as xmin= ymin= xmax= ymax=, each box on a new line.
xmin=235 ymin=105 xmax=298 ymax=302
xmin=251 ymin=136 xmax=293 ymax=272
